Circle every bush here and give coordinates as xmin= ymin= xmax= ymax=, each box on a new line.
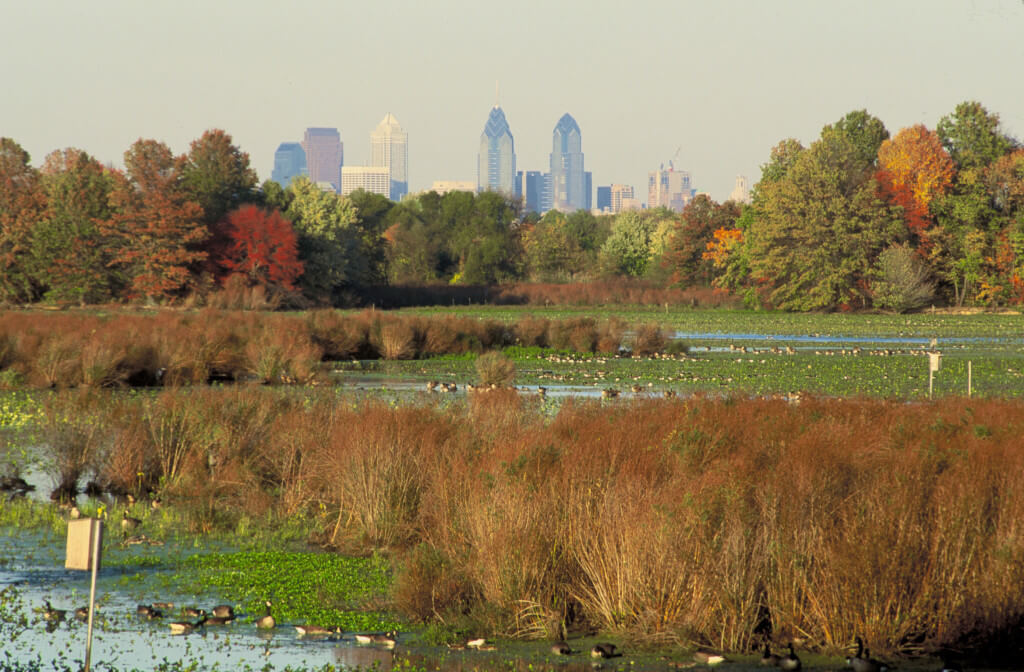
xmin=872 ymin=243 xmax=936 ymax=313
xmin=475 ymin=351 xmax=516 ymax=387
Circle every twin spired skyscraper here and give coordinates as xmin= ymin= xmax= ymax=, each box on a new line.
xmin=478 ymin=105 xmax=517 ymax=195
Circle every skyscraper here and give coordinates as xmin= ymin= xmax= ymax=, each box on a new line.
xmin=371 ymin=113 xmax=408 ymax=201
xmin=549 ymin=113 xmax=586 ymax=212
xmin=341 ymin=166 xmax=390 ymax=197
xmin=478 ymin=106 xmax=516 ymax=195
xmin=516 ymin=170 xmax=550 ymax=214
xmin=729 ymin=175 xmax=751 ymax=204
xmin=271 ymin=143 xmax=307 ymax=187
xmin=648 ymin=166 xmax=694 ymax=212
xmin=596 ymin=186 xmax=612 ymax=212
xmin=302 ymin=128 xmax=343 ymax=193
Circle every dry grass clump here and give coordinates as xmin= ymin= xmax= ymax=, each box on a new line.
xmin=514 ymin=316 xmax=550 ymax=347
xmin=630 ymin=322 xmax=667 ymax=355
xmin=475 ymin=351 xmax=516 ymax=387
xmin=548 ymin=317 xmax=598 ymax=352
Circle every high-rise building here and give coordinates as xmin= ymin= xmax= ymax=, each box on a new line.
xmin=478 ymin=106 xmax=516 ymax=195
xmin=271 ymin=143 xmax=307 ymax=187
xmin=729 ymin=175 xmax=751 ymax=204
xmin=584 ymin=171 xmax=592 ymax=211
xmin=370 ymin=113 xmax=408 ymax=201
xmin=341 ymin=166 xmax=390 ymax=197
xmin=549 ymin=113 xmax=586 ymax=212
xmin=302 ymin=128 xmax=343 ymax=193
xmin=596 ymin=186 xmax=611 ymax=212
xmin=610 ymin=184 xmax=639 ymax=213
xmin=648 ymin=166 xmax=694 ymax=212
xmin=516 ymin=170 xmax=552 ymax=214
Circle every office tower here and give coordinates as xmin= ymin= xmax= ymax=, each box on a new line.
xmin=729 ymin=175 xmax=751 ymax=204
xmin=271 ymin=143 xmax=307 ymax=187
xmin=341 ymin=166 xmax=390 ymax=197
xmin=584 ymin=171 xmax=592 ymax=211
xmin=648 ymin=166 xmax=694 ymax=212
xmin=302 ymin=128 xmax=343 ymax=193
xmin=478 ymin=106 xmax=516 ymax=195
xmin=610 ymin=184 xmax=638 ymax=213
xmin=370 ymin=113 xmax=408 ymax=201
xmin=516 ymin=170 xmax=549 ymax=214
xmin=549 ymin=113 xmax=586 ymax=212
xmin=596 ymin=186 xmax=611 ymax=212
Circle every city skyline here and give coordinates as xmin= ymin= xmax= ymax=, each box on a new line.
xmin=4 ymin=1 xmax=1023 ymax=203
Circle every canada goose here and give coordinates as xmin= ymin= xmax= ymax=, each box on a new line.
xmin=136 ymin=604 xmax=155 ymax=617
xmin=848 ymin=638 xmax=888 ymax=672
xmin=169 ymin=613 xmax=206 ymax=635
xmin=537 ymin=386 xmax=547 ymax=397
xmin=182 ymin=606 xmax=204 ymax=618
xmin=294 ymin=624 xmax=340 ymax=637
xmin=693 ymin=650 xmax=728 ymax=665
xmin=779 ymin=643 xmax=801 ymax=671
xmin=630 ymin=384 xmax=644 ymax=394
xmin=601 ymin=388 xmax=619 ymax=399
xmin=43 ymin=601 xmax=66 ymax=622
xmin=591 ymin=643 xmax=620 ymax=658
xmin=551 ymin=641 xmax=573 ymax=655
xmin=151 ymin=497 xmax=162 ymax=510
xmin=761 ymin=642 xmax=781 ymax=667
xmin=152 ymin=601 xmax=174 ymax=609
xmin=74 ymin=607 xmax=89 ymax=622
xmin=426 ymin=380 xmax=439 ymax=392
xmin=121 ymin=511 xmax=141 ymax=535
xmin=69 ymin=505 xmax=81 ymax=520
xmin=256 ymin=600 xmax=275 ymax=629
xmin=203 ymin=613 xmax=235 ymax=626
xmin=211 ymin=604 xmax=234 ymax=618
xmin=355 ymin=631 xmax=397 ymax=648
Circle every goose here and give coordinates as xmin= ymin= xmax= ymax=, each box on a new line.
xmin=601 ymin=388 xmax=619 ymax=399
xmin=847 ymin=638 xmax=888 ymax=672
xmin=69 ymin=505 xmax=81 ymax=520
xmin=136 ymin=604 xmax=155 ymax=617
xmin=693 ymin=650 xmax=728 ymax=665
xmin=551 ymin=641 xmax=573 ymax=655
xmin=294 ymin=624 xmax=340 ymax=637
xmin=152 ymin=601 xmax=174 ymax=610
xmin=203 ymin=613 xmax=235 ymax=626
xmin=146 ymin=608 xmax=165 ymax=620
xmin=43 ymin=601 xmax=66 ymax=623
xmin=182 ymin=606 xmax=204 ymax=618
xmin=779 ymin=643 xmax=801 ymax=671
xmin=591 ymin=643 xmax=620 ymax=658
xmin=355 ymin=631 xmax=397 ymax=648
xmin=211 ymin=604 xmax=234 ymax=619
xmin=74 ymin=607 xmax=89 ymax=622
xmin=761 ymin=642 xmax=781 ymax=667
xmin=255 ymin=600 xmax=275 ymax=629
xmin=169 ymin=613 xmax=206 ymax=635
xmin=121 ymin=511 xmax=141 ymax=536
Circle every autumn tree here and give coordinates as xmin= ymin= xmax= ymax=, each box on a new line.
xmin=875 ymin=124 xmax=954 ymax=243
xmin=180 ymin=129 xmax=259 ymax=227
xmin=34 ymin=148 xmax=117 ymax=303
xmin=663 ymin=195 xmax=742 ymax=287
xmin=1 ymin=138 xmax=47 ymax=303
xmin=217 ymin=204 xmax=303 ymax=292
xmin=103 ymin=139 xmax=207 ymax=302
xmin=744 ymin=127 xmax=902 ymax=310
xmin=522 ymin=210 xmax=589 ymax=281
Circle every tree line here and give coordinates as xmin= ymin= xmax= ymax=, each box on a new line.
xmin=1 ymin=100 xmax=1021 ymax=310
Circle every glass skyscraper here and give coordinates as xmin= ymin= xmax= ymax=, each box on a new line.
xmin=271 ymin=142 xmax=307 ymax=188
xmin=478 ymin=106 xmax=516 ymax=195
xmin=371 ymin=113 xmax=408 ymax=201
xmin=550 ymin=113 xmax=586 ymax=212
xmin=302 ymin=127 xmax=343 ymax=193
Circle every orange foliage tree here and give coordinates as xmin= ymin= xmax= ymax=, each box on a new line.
xmin=875 ymin=125 xmax=954 ymax=244
xmin=703 ymin=227 xmax=743 ymax=268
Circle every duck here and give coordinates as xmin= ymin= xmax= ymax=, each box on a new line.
xmin=121 ymin=511 xmax=141 ymax=536
xmin=591 ymin=643 xmax=620 ymax=659
xmin=779 ymin=643 xmax=801 ymax=671
xmin=294 ymin=624 xmax=340 ymax=637
xmin=355 ymin=631 xmax=398 ymax=648
xmin=211 ymin=604 xmax=235 ymax=619
xmin=255 ymin=600 xmax=275 ymax=629
xmin=169 ymin=613 xmax=206 ymax=635
xmin=693 ymin=650 xmax=728 ymax=665
xmin=43 ymin=601 xmax=66 ymax=623
xmin=761 ymin=642 xmax=781 ymax=667
xmin=551 ymin=641 xmax=573 ymax=655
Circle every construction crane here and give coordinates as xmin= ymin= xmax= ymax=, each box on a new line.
xmin=669 ymin=145 xmax=682 ymax=171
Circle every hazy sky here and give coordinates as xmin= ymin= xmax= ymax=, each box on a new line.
xmin=4 ymin=0 xmax=1023 ymax=203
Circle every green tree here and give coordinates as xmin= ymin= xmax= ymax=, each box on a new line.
xmin=34 ymin=149 xmax=118 ymax=304
xmin=0 ymin=138 xmax=46 ymax=303
xmin=180 ymin=129 xmax=259 ymax=227
xmin=937 ymin=101 xmax=1017 ymax=174
xmin=822 ymin=109 xmax=890 ymax=168
xmin=598 ymin=211 xmax=657 ymax=277
xmin=522 ymin=210 xmax=587 ymax=281
xmin=744 ymin=128 xmax=902 ymax=310
xmin=347 ymin=189 xmax=395 ymax=284
xmin=285 ymin=177 xmax=367 ymax=302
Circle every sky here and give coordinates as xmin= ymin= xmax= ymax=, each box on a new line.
xmin=3 ymin=0 xmax=1024 ymax=204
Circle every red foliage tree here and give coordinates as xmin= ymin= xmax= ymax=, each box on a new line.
xmin=217 ymin=204 xmax=303 ymax=291
xmin=103 ymin=139 xmax=207 ymax=302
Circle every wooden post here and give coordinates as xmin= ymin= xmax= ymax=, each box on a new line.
xmin=66 ymin=519 xmax=103 ymax=671
xmin=968 ymin=360 xmax=972 ymax=398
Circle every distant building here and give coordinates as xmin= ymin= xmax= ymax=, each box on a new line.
xmin=728 ymin=174 xmax=751 ymax=204
xmin=516 ymin=170 xmax=550 ymax=214
xmin=341 ymin=165 xmax=390 ymax=197
xmin=610 ymin=184 xmax=638 ymax=213
xmin=371 ymin=113 xmax=408 ymax=201
xmin=596 ymin=185 xmax=611 ymax=212
xmin=584 ymin=171 xmax=592 ymax=211
xmin=648 ymin=166 xmax=694 ymax=212
xmin=271 ymin=142 xmax=307 ymax=187
xmin=549 ymin=113 xmax=587 ymax=212
xmin=478 ymin=106 xmax=516 ymax=195
xmin=431 ymin=180 xmax=477 ymax=195
xmin=302 ymin=128 xmax=343 ymax=193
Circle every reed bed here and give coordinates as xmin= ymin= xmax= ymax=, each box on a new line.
xmin=0 ymin=309 xmax=668 ymax=389
xmin=18 ymin=388 xmax=1024 ymax=656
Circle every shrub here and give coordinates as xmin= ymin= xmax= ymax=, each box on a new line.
xmin=872 ymin=243 xmax=936 ymax=313
xmin=631 ymin=322 xmax=667 ymax=355
xmin=475 ymin=351 xmax=517 ymax=387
